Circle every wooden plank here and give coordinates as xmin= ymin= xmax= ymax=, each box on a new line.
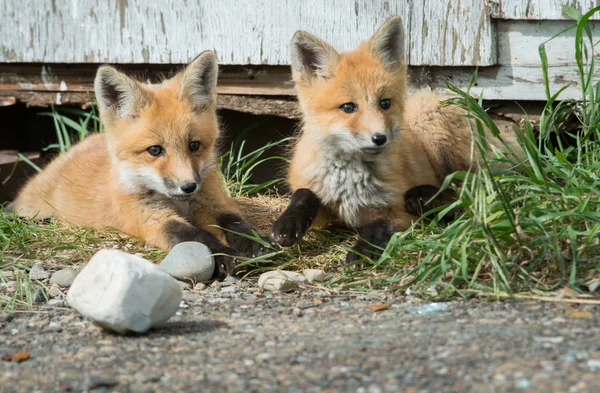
xmin=0 ymin=63 xmax=588 ymax=105
xmin=409 ymin=0 xmax=496 ymax=66
xmin=497 ymin=20 xmax=600 ymax=66
xmin=490 ymin=0 xmax=600 ymax=20
xmin=0 ymin=64 xmax=295 ymax=96
xmin=0 ymin=0 xmax=409 ymax=65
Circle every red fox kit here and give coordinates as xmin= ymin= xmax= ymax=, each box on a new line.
xmin=272 ymin=17 xmax=524 ymax=263
xmin=11 ymin=51 xmax=266 ymax=278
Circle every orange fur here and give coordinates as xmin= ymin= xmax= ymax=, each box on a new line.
xmin=287 ymin=17 xmax=524 ymax=232
xmin=12 ymin=52 xmax=247 ymax=254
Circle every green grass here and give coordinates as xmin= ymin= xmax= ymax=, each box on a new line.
xmin=1 ymin=5 xmax=600 ymax=309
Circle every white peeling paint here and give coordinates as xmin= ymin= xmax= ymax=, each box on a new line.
xmin=59 ymin=80 xmax=68 ymax=91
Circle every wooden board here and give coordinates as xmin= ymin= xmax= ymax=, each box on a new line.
xmin=490 ymin=0 xmax=600 ymax=20
xmin=497 ymin=20 xmax=600 ymax=66
xmin=0 ymin=0 xmax=409 ymax=65
xmin=409 ymin=0 xmax=496 ymax=66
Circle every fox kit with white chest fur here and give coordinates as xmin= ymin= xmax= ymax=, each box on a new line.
xmin=272 ymin=17 xmax=524 ymax=263
xmin=11 ymin=51 xmax=267 ymax=278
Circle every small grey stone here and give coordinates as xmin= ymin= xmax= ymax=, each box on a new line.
xmin=222 ymin=275 xmax=240 ymax=286
xmin=178 ymin=280 xmax=192 ymax=290
xmin=29 ymin=263 xmax=50 ymax=280
xmin=292 ymin=307 xmax=302 ymax=316
xmin=48 ymin=286 xmax=64 ymax=299
xmin=46 ymin=298 xmax=68 ymax=307
xmin=32 ymin=287 xmax=47 ymax=303
xmin=47 ymin=321 xmax=62 ymax=332
xmin=160 ymin=241 xmax=214 ymax=282
xmin=303 ymin=269 xmax=326 ymax=283
xmin=194 ymin=282 xmax=207 ymax=291
xmin=210 ymin=280 xmax=222 ymax=290
xmin=221 ymin=286 xmax=237 ymax=293
xmin=182 ymin=292 xmax=200 ymax=302
xmin=50 ymin=269 xmax=78 ymax=287
xmin=258 ymin=270 xmax=306 ymax=292
xmin=587 ymin=279 xmax=600 ymax=292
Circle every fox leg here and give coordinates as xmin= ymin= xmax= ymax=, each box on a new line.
xmin=404 ymin=184 xmax=458 ymax=221
xmin=194 ymin=171 xmax=270 ymax=258
xmin=271 ymin=188 xmax=323 ymax=247
xmin=345 ymin=211 xmax=418 ymax=265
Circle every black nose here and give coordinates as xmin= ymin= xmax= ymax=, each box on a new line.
xmin=180 ymin=182 xmax=197 ymax=194
xmin=371 ymin=134 xmax=387 ymax=146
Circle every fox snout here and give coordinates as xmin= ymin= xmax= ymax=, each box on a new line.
xmin=165 ymin=177 xmax=201 ymax=197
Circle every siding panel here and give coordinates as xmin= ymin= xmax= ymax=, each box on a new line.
xmin=0 ymin=0 xmax=410 ymax=64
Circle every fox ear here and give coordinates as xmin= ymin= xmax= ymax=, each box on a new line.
xmin=291 ymin=31 xmax=340 ymax=81
xmin=370 ymin=16 xmax=406 ymax=70
xmin=94 ymin=66 xmax=149 ymax=121
xmin=180 ymin=51 xmax=218 ymax=111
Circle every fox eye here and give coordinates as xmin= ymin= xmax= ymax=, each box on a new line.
xmin=380 ymin=99 xmax=391 ymax=110
xmin=340 ymin=102 xmax=358 ymax=114
xmin=189 ymin=141 xmax=201 ymax=152
xmin=147 ymin=145 xmax=163 ymax=157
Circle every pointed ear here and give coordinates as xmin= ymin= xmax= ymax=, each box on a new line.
xmin=370 ymin=16 xmax=406 ymax=71
xmin=94 ymin=66 xmax=150 ymax=121
xmin=291 ymin=31 xmax=340 ymax=81
xmin=179 ymin=51 xmax=218 ymax=111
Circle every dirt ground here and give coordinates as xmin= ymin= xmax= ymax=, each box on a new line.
xmin=1 ymin=285 xmax=599 ymax=393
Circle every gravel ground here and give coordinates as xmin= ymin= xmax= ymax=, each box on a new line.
xmin=1 ymin=284 xmax=599 ymax=393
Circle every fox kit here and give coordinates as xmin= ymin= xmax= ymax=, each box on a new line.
xmin=272 ymin=17 xmax=524 ymax=263
xmin=11 ymin=51 xmax=266 ymax=278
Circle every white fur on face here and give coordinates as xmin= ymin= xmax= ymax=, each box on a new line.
xmin=117 ymin=162 xmax=171 ymax=196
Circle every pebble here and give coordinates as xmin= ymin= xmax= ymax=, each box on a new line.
xmin=45 ymin=298 xmax=67 ymax=307
xmin=405 ymin=302 xmax=449 ymax=314
xmin=182 ymin=292 xmax=200 ymax=302
xmin=178 ymin=281 xmax=192 ymax=290
xmin=194 ymin=282 xmax=207 ymax=291
xmin=587 ymin=279 xmax=600 ymax=292
xmin=159 ymin=241 xmax=214 ymax=281
xmin=32 ymin=287 xmax=47 ymax=303
xmin=211 ymin=280 xmax=222 ymax=290
xmin=67 ymin=249 xmax=182 ymax=334
xmin=223 ymin=275 xmax=241 ymax=285
xmin=47 ymin=321 xmax=62 ymax=332
xmin=29 ymin=263 xmax=49 ymax=280
xmin=221 ymin=286 xmax=237 ymax=293
xmin=303 ymin=269 xmax=326 ymax=283
xmin=48 ymin=286 xmax=64 ymax=298
xmin=258 ymin=270 xmax=306 ymax=292
xmin=49 ymin=269 xmax=78 ymax=287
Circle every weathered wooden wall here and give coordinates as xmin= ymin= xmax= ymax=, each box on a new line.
xmin=0 ymin=0 xmax=599 ymax=103
xmin=1 ymin=0 xmax=410 ymax=65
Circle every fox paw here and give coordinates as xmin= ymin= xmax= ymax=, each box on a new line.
xmin=229 ymin=232 xmax=273 ymax=258
xmin=272 ymin=210 xmax=313 ymax=247
xmin=212 ymin=253 xmax=239 ymax=280
xmin=404 ymin=185 xmax=457 ymax=221
xmin=345 ymin=219 xmax=394 ymax=268
xmin=272 ymin=188 xmax=320 ymax=247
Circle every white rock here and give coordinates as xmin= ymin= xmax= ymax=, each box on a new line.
xmin=50 ymin=268 xmax=78 ymax=287
xmin=302 ymin=269 xmax=326 ymax=283
xmin=67 ymin=249 xmax=182 ymax=334
xmin=159 ymin=242 xmax=214 ymax=282
xmin=258 ymin=270 xmax=306 ymax=292
xmin=29 ymin=263 xmax=49 ymax=280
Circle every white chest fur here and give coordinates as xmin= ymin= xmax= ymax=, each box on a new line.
xmin=308 ymin=150 xmax=397 ymax=228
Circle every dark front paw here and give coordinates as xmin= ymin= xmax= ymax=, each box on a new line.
xmin=271 ymin=188 xmax=320 ymax=247
xmin=212 ymin=253 xmax=239 ymax=280
xmin=216 ymin=213 xmax=272 ymax=258
xmin=345 ymin=219 xmax=395 ymax=267
xmin=404 ymin=184 xmax=457 ymax=221
xmin=271 ymin=209 xmax=313 ymax=247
